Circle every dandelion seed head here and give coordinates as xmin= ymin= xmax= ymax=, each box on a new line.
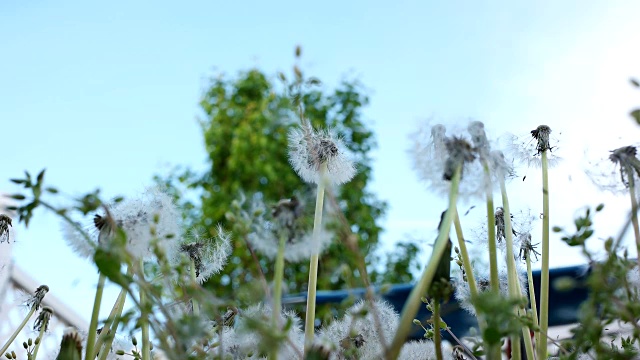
xmin=62 ymin=188 xmax=181 ymax=261
xmin=468 ymin=121 xmax=491 ymax=157
xmin=34 ymin=306 xmax=54 ymax=332
xmin=246 ymin=196 xmax=333 ymax=263
xmin=399 ymin=340 xmax=450 ymax=360
xmin=502 ymin=130 xmax=562 ymax=170
xmin=585 ymin=144 xmax=640 ymax=196
xmin=288 ymin=122 xmax=356 ymax=185
xmin=26 ymin=285 xmax=49 ymax=311
xmin=173 ymin=225 xmax=232 ymax=284
xmin=221 ymin=304 xmax=304 ymax=358
xmin=317 ymin=299 xmax=399 ymax=359
xmin=0 ymin=214 xmax=12 ymax=243
xmin=531 ymin=125 xmax=552 ymax=153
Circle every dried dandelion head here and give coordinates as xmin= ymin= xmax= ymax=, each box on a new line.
xmin=531 ymin=125 xmax=553 ymax=154
xmin=27 ymin=285 xmax=49 ymax=311
xmin=503 ymin=126 xmax=561 ymax=171
xmin=0 ymin=214 xmax=12 ymax=243
xmin=173 ymin=225 xmax=232 ymax=284
xmin=34 ymin=306 xmax=54 ymax=332
xmin=288 ymin=121 xmax=356 ymax=185
xmin=586 ymin=144 xmax=640 ymax=196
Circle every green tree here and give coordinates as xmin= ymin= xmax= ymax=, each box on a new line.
xmin=158 ymin=57 xmax=415 ymax=320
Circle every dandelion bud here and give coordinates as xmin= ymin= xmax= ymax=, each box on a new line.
xmin=23 ymin=342 xmax=27 ymax=349
xmin=57 ymin=328 xmax=83 ymax=360
xmin=131 ymin=336 xmax=137 ymax=346
xmin=116 ymin=350 xmax=125 ymax=355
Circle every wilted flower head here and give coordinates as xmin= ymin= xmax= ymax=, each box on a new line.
xmin=62 ymin=188 xmax=181 ymax=261
xmin=172 ymin=225 xmax=231 ymax=284
xmin=34 ymin=306 xmax=54 ymax=332
xmin=245 ymin=195 xmax=333 ymax=263
xmin=0 ymin=214 xmax=12 ymax=243
xmin=219 ymin=303 xmax=304 ymax=358
xmin=316 ymin=299 xmax=400 ymax=359
xmin=288 ymin=120 xmax=356 ymax=185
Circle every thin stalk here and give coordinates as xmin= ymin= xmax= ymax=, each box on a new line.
xmin=453 ymin=210 xmax=479 ymax=301
xmin=500 ymin=178 xmax=521 ymax=360
xmin=0 ymin=306 xmax=37 ymax=355
xmin=270 ymin=232 xmax=287 ymax=360
xmin=93 ymin=287 xmax=128 ymax=359
xmin=140 ymin=259 xmax=150 ymax=360
xmin=190 ymin=258 xmax=200 ymax=316
xmin=85 ymin=274 xmax=106 ymax=360
xmin=538 ymin=151 xmax=550 ymax=360
xmin=526 ymin=256 xmax=540 ymax=347
xmin=433 ymin=301 xmax=443 ymax=360
xmin=31 ymin=316 xmax=49 ymax=360
xmin=483 ymin=163 xmax=500 ymax=293
xmin=626 ymin=164 xmax=640 ymax=271
xmin=521 ymin=309 xmax=536 ymax=360
xmin=303 ymin=162 xmax=328 ymax=352
xmin=386 ymin=165 xmax=462 ymax=360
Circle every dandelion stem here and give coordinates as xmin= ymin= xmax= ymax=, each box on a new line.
xmin=84 ymin=273 xmax=106 ymax=360
xmin=433 ymin=300 xmax=443 ymax=360
xmin=483 ymin=164 xmax=500 ymax=294
xmin=625 ymin=164 xmax=640 ymax=270
xmin=31 ymin=315 xmax=49 ymax=360
xmin=303 ymin=162 xmax=328 ymax=352
xmin=189 ymin=258 xmax=200 ymax=316
xmin=453 ymin=210 xmax=481 ymax=315
xmin=500 ymin=178 xmax=522 ymax=360
xmin=526 ymin=256 xmax=540 ymax=347
xmin=538 ymin=150 xmax=551 ymax=360
xmin=0 ymin=306 xmax=37 ymax=355
xmin=140 ymin=259 xmax=151 ymax=360
xmin=521 ymin=309 xmax=536 ymax=360
xmin=270 ymin=232 xmax=287 ymax=360
xmin=93 ymin=285 xmax=128 ymax=360
xmin=386 ymin=165 xmax=462 ymax=360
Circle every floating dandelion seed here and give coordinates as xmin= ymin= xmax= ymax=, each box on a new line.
xmin=0 ymin=214 xmax=11 ymax=243
xmin=288 ymin=121 xmax=356 ymax=185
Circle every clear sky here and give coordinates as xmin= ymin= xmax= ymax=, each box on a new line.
xmin=2 ymin=0 xmax=640 ymax=325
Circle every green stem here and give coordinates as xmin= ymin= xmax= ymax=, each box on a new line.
xmin=626 ymin=165 xmax=640 ymax=271
xmin=140 ymin=259 xmax=150 ymax=360
xmin=270 ymin=233 xmax=287 ymax=360
xmin=433 ymin=301 xmax=443 ymax=360
xmin=190 ymin=258 xmax=200 ymax=317
xmin=526 ymin=256 xmax=540 ymax=347
xmin=483 ymin=163 xmax=500 ymax=294
xmin=93 ymin=286 xmax=128 ymax=359
xmin=0 ymin=306 xmax=37 ymax=355
xmin=31 ymin=316 xmax=49 ymax=360
xmin=538 ymin=150 xmax=550 ymax=360
xmin=500 ymin=178 xmax=521 ymax=360
xmin=453 ymin=210 xmax=484 ymax=329
xmin=386 ymin=165 xmax=462 ymax=360
xmin=521 ymin=309 xmax=536 ymax=360
xmin=97 ymin=288 xmax=129 ymax=360
xmin=85 ymin=274 xmax=106 ymax=360
xmin=303 ymin=162 xmax=328 ymax=352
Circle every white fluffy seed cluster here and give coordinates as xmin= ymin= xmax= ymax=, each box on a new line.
xmin=62 ymin=188 xmax=181 ymax=261
xmin=171 ymin=225 xmax=232 ymax=284
xmin=287 ymin=122 xmax=356 ymax=185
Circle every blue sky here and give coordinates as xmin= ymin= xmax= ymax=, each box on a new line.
xmin=2 ymin=1 xmax=640 ymax=324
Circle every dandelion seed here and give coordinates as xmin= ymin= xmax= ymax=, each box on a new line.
xmin=288 ymin=121 xmax=356 ymax=185
xmin=62 ymin=188 xmax=181 ymax=261
xmin=173 ymin=225 xmax=231 ymax=284
xmin=0 ymin=214 xmax=12 ymax=243
xmin=398 ymin=339 xmax=446 ymax=360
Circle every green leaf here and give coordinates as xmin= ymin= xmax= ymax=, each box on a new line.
xmin=36 ymin=169 xmax=45 ymax=183
xmin=46 ymin=187 xmax=59 ymax=194
xmin=9 ymin=194 xmax=26 ymax=200
xmin=631 ymin=109 xmax=640 ymax=125
xmin=94 ymin=249 xmax=130 ymax=288
xmin=9 ymin=178 xmax=26 ymax=185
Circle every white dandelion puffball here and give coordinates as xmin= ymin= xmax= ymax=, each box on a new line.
xmin=288 ymin=122 xmax=356 ymax=185
xmin=63 ymin=188 xmax=181 ymax=261
xmin=172 ymin=225 xmax=232 ymax=284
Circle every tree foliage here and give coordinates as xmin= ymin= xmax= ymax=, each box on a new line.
xmin=157 ymin=55 xmax=416 ymax=320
